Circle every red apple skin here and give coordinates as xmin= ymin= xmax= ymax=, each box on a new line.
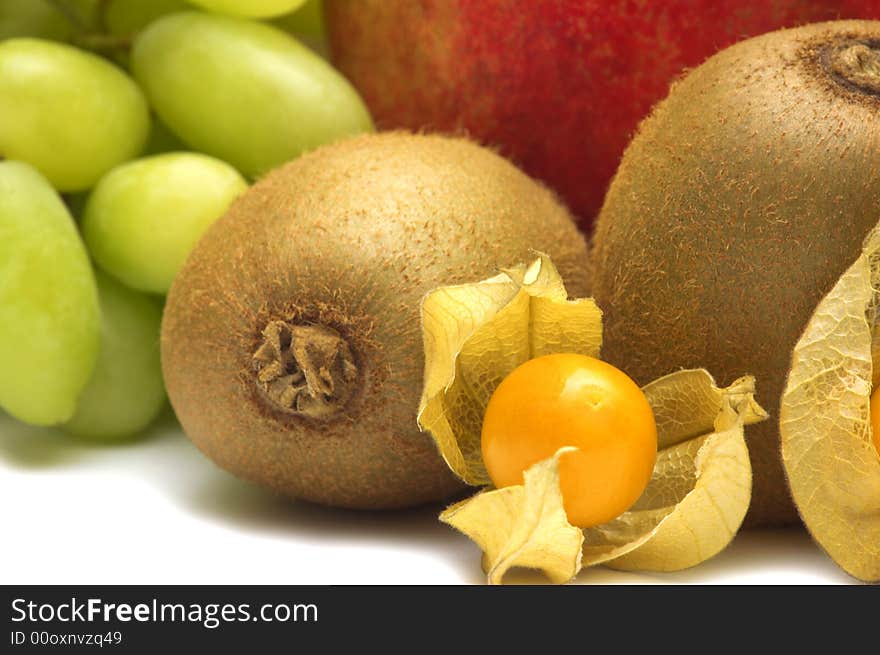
xmin=326 ymin=0 xmax=880 ymax=230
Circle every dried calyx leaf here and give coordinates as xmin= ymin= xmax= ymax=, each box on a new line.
xmin=441 ymin=448 xmax=584 ymax=585
xmin=422 ymin=255 xmax=766 ymax=584
xmin=418 ymin=253 xmax=602 ymax=485
xmin=582 ymin=371 xmax=764 ymax=572
xmin=780 ymin=227 xmax=880 ymax=583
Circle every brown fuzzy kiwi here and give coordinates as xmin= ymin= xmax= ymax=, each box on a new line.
xmin=590 ymin=20 xmax=880 ymax=527
xmin=161 ymin=131 xmax=591 ymax=510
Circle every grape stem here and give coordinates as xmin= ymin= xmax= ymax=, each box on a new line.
xmin=94 ymin=0 xmax=112 ymax=35
xmin=44 ymin=0 xmax=90 ymax=33
xmin=45 ymin=0 xmax=131 ymax=55
xmin=72 ymin=33 xmax=133 ymax=54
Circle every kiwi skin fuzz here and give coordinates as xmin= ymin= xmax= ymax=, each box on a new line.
xmin=161 ymin=131 xmax=591 ymax=510
xmin=590 ymin=20 xmax=880 ymax=527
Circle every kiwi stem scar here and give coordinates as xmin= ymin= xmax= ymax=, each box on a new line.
xmin=252 ymin=321 xmax=358 ymax=420
xmin=827 ymin=40 xmax=880 ymax=96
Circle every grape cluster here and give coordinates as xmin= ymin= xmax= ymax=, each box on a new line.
xmin=0 ymin=0 xmax=373 ymax=439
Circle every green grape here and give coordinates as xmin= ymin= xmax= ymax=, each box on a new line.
xmin=63 ymin=271 xmax=166 ymax=440
xmin=103 ymin=0 xmax=189 ymax=37
xmin=0 ymin=161 xmax=100 ymax=426
xmin=83 ymin=152 xmax=248 ymax=294
xmin=0 ymin=38 xmax=149 ymax=192
xmin=184 ymin=0 xmax=306 ymax=19
xmin=131 ymin=12 xmax=373 ymax=179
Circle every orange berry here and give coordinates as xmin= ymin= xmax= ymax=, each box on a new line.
xmin=481 ymin=354 xmax=657 ymax=528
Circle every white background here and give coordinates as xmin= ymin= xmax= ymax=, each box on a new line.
xmin=0 ymin=409 xmax=858 ymax=585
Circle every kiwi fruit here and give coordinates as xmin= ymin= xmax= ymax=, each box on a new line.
xmin=161 ymin=131 xmax=591 ymax=510
xmin=590 ymin=20 xmax=880 ymax=527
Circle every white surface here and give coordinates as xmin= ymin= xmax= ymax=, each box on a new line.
xmin=0 ymin=410 xmax=858 ymax=585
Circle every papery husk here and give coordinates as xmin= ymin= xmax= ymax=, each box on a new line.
xmin=582 ymin=371 xmax=764 ymax=572
xmin=418 ymin=253 xmax=602 ymax=485
xmin=440 ymin=448 xmax=584 ymax=585
xmin=780 ymin=228 xmax=880 ymax=583
xmin=421 ymin=255 xmax=766 ymax=584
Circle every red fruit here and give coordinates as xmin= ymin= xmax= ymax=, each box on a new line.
xmin=326 ymin=0 xmax=880 ymax=229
